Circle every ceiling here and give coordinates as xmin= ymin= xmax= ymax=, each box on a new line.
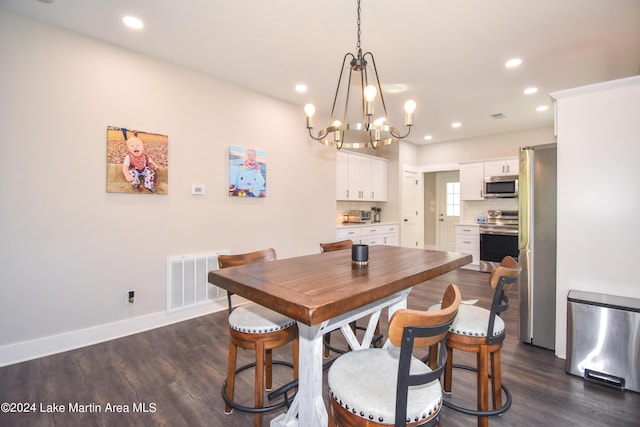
xmin=2 ymin=0 xmax=639 ymax=145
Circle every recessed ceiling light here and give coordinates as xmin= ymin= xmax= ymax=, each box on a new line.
xmin=451 ymin=122 xmax=462 ymax=128
xmin=295 ymin=84 xmax=308 ymax=93
xmin=122 ymin=16 xmax=144 ymax=29
xmin=536 ymin=105 xmax=549 ymax=112
xmin=523 ymin=87 xmax=538 ymax=95
xmin=505 ymin=58 xmax=522 ymax=68
xmin=381 ymin=83 xmax=409 ymax=94
xmin=423 ymin=135 xmax=433 ymax=141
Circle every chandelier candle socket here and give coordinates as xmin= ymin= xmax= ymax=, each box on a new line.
xmin=304 ymin=0 xmax=415 ymax=149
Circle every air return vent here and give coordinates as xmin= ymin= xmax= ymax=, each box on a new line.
xmin=166 ymin=251 xmax=230 ymax=312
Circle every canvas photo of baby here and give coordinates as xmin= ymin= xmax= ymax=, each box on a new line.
xmin=228 ymin=146 xmax=267 ymax=197
xmin=106 ymin=126 xmax=169 ymax=194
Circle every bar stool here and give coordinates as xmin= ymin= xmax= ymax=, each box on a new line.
xmin=319 ymin=240 xmax=383 ymax=358
xmin=327 ymin=284 xmax=461 ymax=427
xmin=217 ymin=248 xmax=299 ymax=427
xmin=433 ymin=256 xmax=520 ymax=427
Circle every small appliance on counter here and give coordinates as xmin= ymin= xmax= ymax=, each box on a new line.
xmin=342 ymin=210 xmax=372 ymax=224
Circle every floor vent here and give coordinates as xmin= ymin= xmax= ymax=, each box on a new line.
xmin=166 ymin=251 xmax=230 ymax=312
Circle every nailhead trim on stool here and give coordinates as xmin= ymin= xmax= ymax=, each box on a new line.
xmin=229 ymin=304 xmax=295 ymax=333
xmin=328 ymin=348 xmax=441 ymax=424
xmin=428 ymin=304 xmax=504 ymax=338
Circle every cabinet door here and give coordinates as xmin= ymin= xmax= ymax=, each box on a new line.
xmin=505 ymin=157 xmax=519 ymax=175
xmin=460 ymin=162 xmax=484 ymax=200
xmin=348 ymin=154 xmax=371 ymax=200
xmin=370 ymin=158 xmax=388 ymax=201
xmin=484 ymin=158 xmax=519 ymax=176
xmin=336 ymin=151 xmax=350 ymax=200
xmin=483 ymin=160 xmax=506 ymax=176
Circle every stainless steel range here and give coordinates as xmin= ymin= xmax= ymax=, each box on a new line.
xmin=479 ymin=210 xmax=519 ymax=272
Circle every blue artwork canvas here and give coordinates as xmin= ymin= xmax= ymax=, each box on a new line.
xmin=228 ymin=146 xmax=267 ymax=197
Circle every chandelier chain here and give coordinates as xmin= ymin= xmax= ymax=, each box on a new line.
xmin=356 ymin=0 xmax=361 ymax=53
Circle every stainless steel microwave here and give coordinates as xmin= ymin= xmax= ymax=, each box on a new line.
xmin=484 ymin=175 xmax=518 ymax=198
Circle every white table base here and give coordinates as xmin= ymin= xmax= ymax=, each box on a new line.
xmin=270 ymin=288 xmax=411 ymax=427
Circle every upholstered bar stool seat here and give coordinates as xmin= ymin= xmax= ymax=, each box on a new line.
xmin=329 ymin=349 xmax=443 ymax=425
xmin=327 ymin=283 xmax=461 ymax=427
xmin=447 ymin=305 xmax=505 ymax=338
xmin=229 ymin=305 xmax=296 ymax=334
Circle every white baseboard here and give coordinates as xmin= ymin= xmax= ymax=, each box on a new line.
xmin=0 ymin=300 xmax=230 ymax=367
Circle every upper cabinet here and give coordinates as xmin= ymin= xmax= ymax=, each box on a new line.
xmin=484 ymin=158 xmax=519 ymax=176
xmin=369 ymin=157 xmax=388 ymax=201
xmin=460 ymin=162 xmax=485 ymax=200
xmin=460 ymin=157 xmax=519 ymax=200
xmin=336 ymin=151 xmax=388 ymax=201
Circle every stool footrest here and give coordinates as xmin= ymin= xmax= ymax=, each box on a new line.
xmin=442 ymin=363 xmax=512 ymax=417
xmin=221 ymin=360 xmax=295 ymax=414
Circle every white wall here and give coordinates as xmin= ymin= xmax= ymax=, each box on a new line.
xmin=552 ymin=76 xmax=640 ymax=358
xmin=416 ymin=126 xmax=555 ymax=167
xmin=0 ymin=12 xmax=336 ymax=365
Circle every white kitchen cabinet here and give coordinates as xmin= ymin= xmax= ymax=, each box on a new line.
xmin=348 ymin=153 xmax=371 ymax=200
xmin=336 ymin=151 xmax=350 ymax=200
xmin=337 ymin=226 xmax=361 ymax=243
xmin=455 ymin=224 xmax=479 ymax=270
xmin=484 ymin=157 xmax=519 ymax=176
xmin=370 ymin=157 xmax=388 ymax=201
xmin=336 ymin=152 xmax=388 ymax=201
xmin=337 ymin=223 xmax=399 ymax=246
xmin=459 ymin=162 xmax=484 ymax=200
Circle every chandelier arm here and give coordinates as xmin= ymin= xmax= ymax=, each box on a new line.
xmin=389 ymin=125 xmax=413 ymax=140
xmin=343 ymin=66 xmax=353 ymax=125
xmin=365 ymin=52 xmax=390 ymax=119
xmin=307 ymin=127 xmax=328 ymax=142
xmin=331 ymin=53 xmax=356 ymax=123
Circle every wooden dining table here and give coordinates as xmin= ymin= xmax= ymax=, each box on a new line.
xmin=208 ymin=245 xmax=472 ymax=427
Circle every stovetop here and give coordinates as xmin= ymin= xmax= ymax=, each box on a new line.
xmin=481 ymin=210 xmax=519 ymax=232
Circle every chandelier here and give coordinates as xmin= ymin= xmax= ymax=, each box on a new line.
xmin=304 ymin=0 xmax=415 ymax=149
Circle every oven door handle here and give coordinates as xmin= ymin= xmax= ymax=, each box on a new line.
xmin=480 ymin=229 xmax=518 ymax=236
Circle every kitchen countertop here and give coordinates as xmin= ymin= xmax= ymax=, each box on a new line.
xmin=337 ymin=221 xmax=399 ymax=228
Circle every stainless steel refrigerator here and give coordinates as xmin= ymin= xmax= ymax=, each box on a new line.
xmin=518 ymin=143 xmax=557 ymax=350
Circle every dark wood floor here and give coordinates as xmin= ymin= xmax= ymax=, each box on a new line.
xmin=1 ymin=269 xmax=638 ymax=426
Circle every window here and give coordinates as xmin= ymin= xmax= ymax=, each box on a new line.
xmin=446 ymin=182 xmax=460 ymax=217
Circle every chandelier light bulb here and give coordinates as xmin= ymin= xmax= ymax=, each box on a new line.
xmin=364 ymin=85 xmax=376 ymax=116
xmin=332 ymin=120 xmax=342 ymax=142
xmin=364 ymin=85 xmax=377 ymax=102
xmin=404 ymin=99 xmax=416 ymax=126
xmin=404 ymin=100 xmax=416 ymax=114
xmin=304 ymin=104 xmax=316 ymax=129
xmin=304 ymin=104 xmax=316 ymax=117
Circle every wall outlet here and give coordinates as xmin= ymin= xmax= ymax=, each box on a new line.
xmin=126 ymin=289 xmax=135 ymax=304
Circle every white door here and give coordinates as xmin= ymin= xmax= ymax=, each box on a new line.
xmin=401 ymin=168 xmax=422 ymax=248
xmin=436 ymin=171 xmax=460 ymax=252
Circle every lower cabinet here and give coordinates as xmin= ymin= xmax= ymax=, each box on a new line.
xmin=455 ymin=224 xmax=479 ymax=270
xmin=337 ymin=224 xmax=399 ymax=246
